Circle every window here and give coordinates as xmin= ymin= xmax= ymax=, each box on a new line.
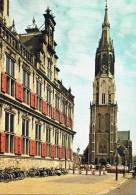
xmin=62 ymin=100 xmax=67 ymax=125
xmin=35 ymin=124 xmax=41 ymax=156
xmin=6 ymin=55 xmax=15 ymax=96
xmin=5 ymin=112 xmax=14 ymax=153
xmin=96 ymin=93 xmax=99 ymax=104
xmin=36 ymin=80 xmax=42 ymax=111
xmin=55 ymin=131 xmax=59 ymax=158
xmin=46 ymin=127 xmax=51 ymax=157
xmin=22 ymin=119 xmax=29 ymax=155
xmin=47 ymin=86 xmax=52 ymax=117
xmin=102 ymin=93 xmax=105 ymax=104
xmin=23 ymin=69 xmax=30 ymax=104
xmin=55 ymin=94 xmax=60 ymax=121
xmin=47 ymin=59 xmax=52 ymax=80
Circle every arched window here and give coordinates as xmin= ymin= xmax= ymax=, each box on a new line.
xmin=101 ymin=80 xmax=106 ymax=104
xmin=102 ymin=93 xmax=105 ymax=104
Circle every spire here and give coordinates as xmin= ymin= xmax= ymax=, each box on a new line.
xmin=95 ymin=0 xmax=115 ymax=77
xmin=103 ymin=0 xmax=110 ymax=28
xmin=10 ymin=19 xmax=17 ymax=35
xmin=98 ymin=0 xmax=112 ymax=50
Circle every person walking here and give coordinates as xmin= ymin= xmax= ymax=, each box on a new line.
xmin=99 ymin=164 xmax=102 ymax=176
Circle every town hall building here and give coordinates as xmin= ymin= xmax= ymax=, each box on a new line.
xmin=0 ymin=0 xmax=75 ymax=169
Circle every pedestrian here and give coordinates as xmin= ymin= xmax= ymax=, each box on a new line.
xmin=85 ymin=165 xmax=88 ymax=175
xmin=99 ymin=164 xmax=101 ymax=176
xmin=92 ymin=165 xmax=95 ymax=175
xmin=102 ymin=165 xmax=106 ymax=175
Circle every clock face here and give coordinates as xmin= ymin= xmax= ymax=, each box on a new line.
xmin=101 ymin=64 xmax=107 ymax=73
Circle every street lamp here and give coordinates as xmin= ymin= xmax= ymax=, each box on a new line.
xmin=77 ymin=147 xmax=81 ymax=174
xmin=115 ymin=145 xmax=119 ymax=181
xmin=77 ymin=147 xmax=80 ymax=154
xmin=77 ymin=147 xmax=80 ymax=165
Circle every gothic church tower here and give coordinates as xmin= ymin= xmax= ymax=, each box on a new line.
xmin=88 ymin=2 xmax=118 ymax=164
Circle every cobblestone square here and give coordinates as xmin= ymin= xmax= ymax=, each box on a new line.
xmin=0 ymin=173 xmax=130 ymax=195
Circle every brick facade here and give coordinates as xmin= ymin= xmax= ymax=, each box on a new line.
xmin=0 ymin=1 xmax=75 ymax=169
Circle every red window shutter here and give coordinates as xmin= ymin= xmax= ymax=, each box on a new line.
xmin=51 ymin=145 xmax=55 ymax=159
xmin=41 ymin=143 xmax=46 ymax=157
xmin=52 ymin=108 xmax=56 ymax=120
xmin=34 ymin=94 xmax=37 ymax=109
xmin=53 ymin=145 xmax=55 ymax=159
xmin=30 ymin=92 xmax=35 ymax=108
xmin=18 ymin=137 xmax=22 ymax=155
xmin=33 ymin=140 xmax=36 ymax=156
xmin=21 ymin=85 xmax=24 ymax=102
xmin=16 ymin=83 xmax=23 ymax=102
xmin=42 ymin=100 xmax=47 ymax=115
xmin=14 ymin=136 xmax=18 ymax=154
xmin=20 ymin=137 xmax=23 ymax=155
xmin=15 ymin=83 xmax=19 ymax=100
xmin=0 ymin=132 xmax=6 ymax=153
xmin=1 ymin=73 xmax=7 ymax=93
xmin=60 ymin=112 xmax=64 ymax=124
xmin=51 ymin=145 xmax=53 ymax=159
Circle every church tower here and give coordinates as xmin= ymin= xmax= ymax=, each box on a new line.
xmin=88 ymin=2 xmax=118 ymax=164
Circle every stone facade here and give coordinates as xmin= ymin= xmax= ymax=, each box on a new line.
xmin=88 ymin=3 xmax=118 ymax=164
xmin=0 ymin=1 xmax=75 ymax=169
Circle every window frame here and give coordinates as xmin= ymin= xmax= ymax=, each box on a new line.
xmin=5 ymin=111 xmax=15 ymax=154
xmin=22 ymin=118 xmax=29 ymax=155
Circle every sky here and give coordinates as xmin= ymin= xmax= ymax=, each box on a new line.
xmin=10 ymin=0 xmax=136 ymax=155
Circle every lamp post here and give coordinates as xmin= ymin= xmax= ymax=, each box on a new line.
xmin=115 ymin=145 xmax=119 ymax=181
xmin=77 ymin=147 xmax=80 ymax=154
xmin=77 ymin=147 xmax=80 ymax=165
xmin=77 ymin=147 xmax=81 ymax=174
